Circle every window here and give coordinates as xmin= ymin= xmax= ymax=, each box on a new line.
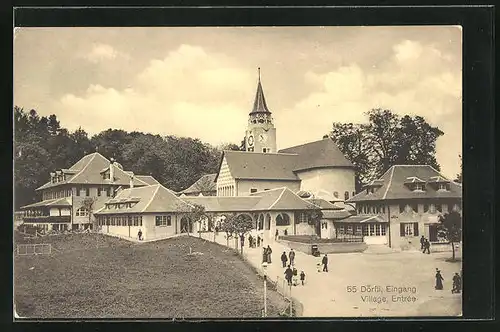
xmin=155 ymin=215 xmax=171 ymax=226
xmin=382 ymin=206 xmax=386 ymax=213
xmin=128 ymin=216 xmax=132 ymax=226
xmin=250 ymin=188 xmax=257 ymax=193
xmin=369 ymin=224 xmax=375 ymax=235
xmin=355 ymin=225 xmax=362 ymax=236
xmin=106 ymin=188 xmax=110 ymax=197
xmin=262 ymin=148 xmax=270 ymax=153
xmin=424 ymin=204 xmax=429 ymax=213
xmin=76 ymin=187 xmax=80 ymax=196
xmin=400 ymin=222 xmax=419 ymax=237
xmin=106 ymin=216 xmax=110 ymax=225
xmin=358 ymin=205 xmax=363 ymax=214
xmin=111 ymin=217 xmax=116 ymax=226
xmin=248 ymin=147 xmax=254 ymax=152
xmin=117 ymin=218 xmax=122 ymax=226
xmin=352 ymin=191 xmax=356 ymax=198
xmin=380 ymin=224 xmax=386 ymax=235
xmin=411 ymin=204 xmax=418 ymax=213
xmin=437 ymin=204 xmax=443 ymax=213
xmin=76 ymin=207 xmax=89 ymax=217
xmin=85 ymin=188 xmax=90 ymax=196
xmin=347 ymin=225 xmax=353 ymax=235
xmin=375 ymin=224 xmax=381 ymax=236
xmin=134 ymin=216 xmax=139 ymax=226
xmin=429 ymin=204 xmax=437 ymax=214
xmin=362 ymin=225 xmax=369 ymax=236
xmin=438 ymin=183 xmax=448 ymax=191
xmin=97 ymin=188 xmax=101 ymax=196
xmin=344 ymin=191 xmax=349 ymax=200
xmin=338 ymin=225 xmax=345 ymax=235
xmin=276 ymin=213 xmax=290 ymax=226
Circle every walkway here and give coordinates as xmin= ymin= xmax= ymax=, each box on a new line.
xmin=199 ymin=231 xmax=462 ymax=317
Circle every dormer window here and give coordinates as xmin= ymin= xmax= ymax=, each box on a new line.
xmin=438 ymin=183 xmax=448 ymax=191
xmin=414 ymin=183 xmax=424 ymax=191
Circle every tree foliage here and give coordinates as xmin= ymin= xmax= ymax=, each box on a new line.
xmin=329 ymin=108 xmax=444 ymax=191
xmin=219 ymin=213 xmax=254 ymax=254
xmin=13 ymin=106 xmax=238 ymax=209
xmin=455 ymin=155 xmax=462 ymax=183
xmin=438 ymin=211 xmax=462 ymax=261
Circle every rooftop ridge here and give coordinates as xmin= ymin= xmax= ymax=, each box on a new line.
xmin=224 ymin=150 xmax=298 ymax=156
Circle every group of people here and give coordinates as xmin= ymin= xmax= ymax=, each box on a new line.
xmin=248 ymin=234 xmax=263 ymax=248
xmin=280 ymin=249 xmax=296 ymax=267
xmin=262 ymin=245 xmax=273 ymax=263
xmin=435 ymin=268 xmax=462 ymax=294
xmin=420 ymin=235 xmax=431 ymax=254
xmin=284 ymin=264 xmax=306 ymax=286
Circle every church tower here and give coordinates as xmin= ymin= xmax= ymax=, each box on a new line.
xmin=245 ymin=68 xmax=277 ymax=153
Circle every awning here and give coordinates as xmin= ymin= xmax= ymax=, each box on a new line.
xmin=20 ymin=197 xmax=71 ymax=209
xmin=333 ymin=215 xmax=387 ymax=223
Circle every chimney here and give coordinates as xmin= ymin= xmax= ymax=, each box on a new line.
xmin=129 ymin=174 xmax=134 ymax=189
xmin=109 ymin=158 xmax=115 ymax=182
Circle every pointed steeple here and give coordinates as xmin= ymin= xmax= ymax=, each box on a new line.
xmin=250 ymin=67 xmax=271 ymax=115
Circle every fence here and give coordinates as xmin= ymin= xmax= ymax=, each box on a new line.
xmin=16 ymin=244 xmax=52 ymax=256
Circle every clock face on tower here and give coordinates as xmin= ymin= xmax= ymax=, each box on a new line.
xmin=248 ymin=135 xmax=254 ymax=146
xmin=258 ymin=134 xmax=268 ymax=143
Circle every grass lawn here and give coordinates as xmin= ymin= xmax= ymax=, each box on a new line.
xmin=14 ymin=233 xmax=288 ymax=318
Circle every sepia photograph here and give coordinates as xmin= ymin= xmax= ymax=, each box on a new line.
xmin=13 ymin=25 xmax=463 ymax=319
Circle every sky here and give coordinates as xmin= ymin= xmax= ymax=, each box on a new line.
xmin=13 ymin=26 xmax=462 ymax=178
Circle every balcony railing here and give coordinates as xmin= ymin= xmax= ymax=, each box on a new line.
xmin=23 ymin=215 xmax=71 ymax=223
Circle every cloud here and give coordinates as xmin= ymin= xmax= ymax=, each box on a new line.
xmin=83 ymin=43 xmax=129 ymax=63
xmin=282 ymin=39 xmax=461 ymax=178
xmin=55 ymin=44 xmax=252 ymax=143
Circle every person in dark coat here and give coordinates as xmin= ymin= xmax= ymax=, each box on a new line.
xmin=300 ymin=271 xmax=306 ymax=285
xmin=452 ymin=272 xmax=462 ymax=294
xmin=292 ymin=266 xmax=298 ymax=286
xmin=284 ymin=228 xmax=288 ymax=236
xmin=248 ymin=235 xmax=253 ymax=248
xmin=284 ymin=265 xmax=293 ymax=286
xmin=289 ymin=249 xmax=296 ymax=266
xmin=257 ymin=235 xmax=261 ymax=247
xmin=281 ymin=251 xmax=288 ymax=267
xmin=435 ymin=268 xmax=444 ymax=290
xmin=322 ymin=254 xmax=328 ymax=272
xmin=137 ymin=229 xmax=143 ymax=241
xmin=275 ymin=229 xmax=279 ymax=240
xmin=266 ymin=245 xmax=272 ymax=263
xmin=420 ymin=235 xmax=426 ymax=250
xmin=423 ymin=239 xmax=431 ymax=254
xmin=262 ymin=247 xmax=267 ymax=263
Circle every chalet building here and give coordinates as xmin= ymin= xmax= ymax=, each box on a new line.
xmin=347 ymin=165 xmax=462 ymax=250
xmin=95 ymin=185 xmax=351 ymax=241
xmin=19 ymin=152 xmax=159 ymax=231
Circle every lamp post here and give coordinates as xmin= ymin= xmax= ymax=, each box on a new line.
xmin=262 ymin=261 xmax=268 ymax=317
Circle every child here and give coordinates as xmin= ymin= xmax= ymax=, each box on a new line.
xmin=300 ymin=271 xmax=306 ymax=285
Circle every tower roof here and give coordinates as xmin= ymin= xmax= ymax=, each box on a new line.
xmin=249 ymin=68 xmax=271 ymax=115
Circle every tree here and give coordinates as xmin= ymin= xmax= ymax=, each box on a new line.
xmin=220 ymin=213 xmax=254 ymax=254
xmin=455 ymin=155 xmax=462 ymax=183
xmin=81 ymin=197 xmax=98 ymax=230
xmin=329 ymin=109 xmax=444 ymax=189
xmin=438 ymin=211 xmax=462 ymax=261
xmin=180 ymin=203 xmax=208 ymax=237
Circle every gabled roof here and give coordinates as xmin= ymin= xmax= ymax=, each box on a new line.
xmin=36 ymin=153 xmax=151 ymax=190
xmin=250 ymin=187 xmax=319 ymax=211
xmin=334 ymin=215 xmax=386 ymax=223
xmin=181 ymin=174 xmax=217 ymax=194
xmin=95 ymin=184 xmax=192 ymax=215
xmin=348 ymin=165 xmax=462 ymax=202
xmin=249 ymin=75 xmax=271 ymax=115
xmin=221 ymin=151 xmax=300 ymax=181
xmin=403 ymin=176 xmax=426 ymax=184
xmin=322 ymin=210 xmax=353 ymax=220
xmin=181 ymin=196 xmax=261 ymax=212
xmin=278 ymin=138 xmax=354 ymax=171
xmin=20 ymin=197 xmax=71 ymax=209
xmin=135 ymin=175 xmax=161 ymax=186
xmin=305 ymin=198 xmax=339 ymax=210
